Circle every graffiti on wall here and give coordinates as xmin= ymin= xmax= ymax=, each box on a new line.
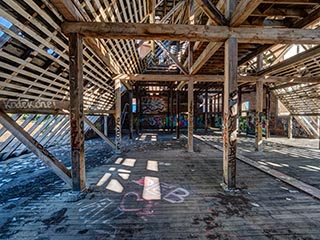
xmin=142 ymin=96 xmax=167 ymax=114
xmin=239 ymin=113 xmax=266 ymax=135
xmin=140 ymin=116 xmax=166 ymax=129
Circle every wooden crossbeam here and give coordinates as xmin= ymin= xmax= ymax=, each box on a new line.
xmin=195 ymin=0 xmax=228 ymax=25
xmin=61 ymin=22 xmax=320 ymax=44
xmin=84 ymin=117 xmax=116 ymax=149
xmin=0 ymin=100 xmax=114 ymax=114
xmin=230 ymin=0 xmax=263 ymax=27
xmin=258 ymin=45 xmax=320 ymax=76
xmin=155 ymin=40 xmax=188 ymax=75
xmin=190 ymin=42 xmax=223 ymax=75
xmin=115 ymin=74 xmax=320 ymax=83
xmin=0 ymin=110 xmax=72 ymax=186
xmin=51 ymin=0 xmax=118 ymax=74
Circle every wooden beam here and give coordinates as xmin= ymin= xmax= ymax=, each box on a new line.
xmin=195 ymin=0 xmax=228 ymax=25
xmin=258 ymin=45 xmax=320 ymax=76
xmin=84 ymin=117 xmax=116 ymax=149
xmin=62 ymin=22 xmax=320 ymax=44
xmin=155 ymin=40 xmax=188 ymax=75
xmin=223 ymin=37 xmax=238 ymax=189
xmin=190 ymin=42 xmax=223 ymax=75
xmin=0 ymin=110 xmax=72 ymax=186
xmin=51 ymin=0 xmax=118 ymax=74
xmin=0 ymin=100 xmax=69 ymax=114
xmin=255 ymin=80 xmax=264 ymax=151
xmin=69 ymin=33 xmax=86 ymax=191
xmin=115 ymin=78 xmax=122 ymax=154
xmin=115 ymin=74 xmax=320 ymax=83
xmin=230 ymin=0 xmax=262 ymax=27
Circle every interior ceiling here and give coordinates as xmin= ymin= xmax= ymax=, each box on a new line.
xmin=0 ymin=0 xmax=319 ymax=114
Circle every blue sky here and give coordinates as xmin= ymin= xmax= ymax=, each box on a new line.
xmin=0 ymin=16 xmax=12 ymax=37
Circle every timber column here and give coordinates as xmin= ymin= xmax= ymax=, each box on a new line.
xmin=176 ymin=90 xmax=180 ymax=139
xmin=69 ymin=33 xmax=85 ymax=191
xmin=288 ymin=115 xmax=293 ymax=139
xmin=223 ymin=37 xmax=238 ymax=189
xmin=188 ymin=78 xmax=194 ymax=152
xmin=115 ymin=78 xmax=122 ymax=154
xmin=129 ymin=90 xmax=133 ymax=139
xmin=255 ymin=80 xmax=263 ymax=151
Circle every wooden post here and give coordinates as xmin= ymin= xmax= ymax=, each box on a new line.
xmin=205 ymin=88 xmax=208 ymax=133
xmin=187 ymin=0 xmax=194 ymax=152
xmin=115 ymin=78 xmax=122 ymax=153
xmin=103 ymin=115 xmax=108 ymax=137
xmin=0 ymin=110 xmax=72 ymax=186
xmin=188 ymin=78 xmax=194 ymax=152
xmin=170 ymin=86 xmax=174 ymax=133
xmin=255 ymin=80 xmax=263 ymax=151
xmin=265 ymin=90 xmax=271 ymax=139
xmin=318 ymin=116 xmax=320 ymax=149
xmin=176 ymin=90 xmax=180 ymax=139
xmin=68 ymin=33 xmax=85 ymax=191
xmin=149 ymin=0 xmax=156 ymax=64
xmin=238 ymin=87 xmax=242 ymax=135
xmin=223 ymin=37 xmax=238 ymax=189
xmin=194 ymin=91 xmax=197 ymax=131
xmin=136 ymin=84 xmax=141 ymax=136
xmin=288 ymin=115 xmax=293 ymax=139
xmin=129 ymin=90 xmax=133 ymax=139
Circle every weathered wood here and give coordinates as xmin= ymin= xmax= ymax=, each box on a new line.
xmin=195 ymin=0 xmax=228 ymax=25
xmin=223 ymin=37 xmax=238 ymax=189
xmin=258 ymin=45 xmax=320 ymax=76
xmin=115 ymin=78 xmax=122 ymax=154
xmin=205 ymin=88 xmax=208 ymax=132
xmin=176 ymin=90 xmax=180 ymax=139
xmin=69 ymin=33 xmax=86 ymax=191
xmin=195 ymin=135 xmax=320 ymax=201
xmin=0 ymin=100 xmax=69 ymax=114
xmin=190 ymin=42 xmax=223 ymax=75
xmin=288 ymin=115 xmax=293 ymax=139
xmin=115 ymin=74 xmax=320 ymax=83
xmin=51 ymin=0 xmax=118 ymax=74
xmin=103 ymin=115 xmax=108 ymax=137
xmin=265 ymin=90 xmax=271 ymax=139
xmin=255 ymin=80 xmax=264 ymax=151
xmin=230 ymin=0 xmax=263 ymax=26
xmin=0 ymin=110 xmax=72 ymax=186
xmin=84 ymin=117 xmax=116 ymax=149
xmin=188 ymin=78 xmax=194 ymax=152
xmin=61 ymin=22 xmax=320 ymax=44
xmin=155 ymin=40 xmax=188 ymax=75
xmin=129 ymin=91 xmax=133 ymax=139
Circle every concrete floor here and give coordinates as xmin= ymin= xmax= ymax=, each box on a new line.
xmin=0 ymin=132 xmax=320 ymax=239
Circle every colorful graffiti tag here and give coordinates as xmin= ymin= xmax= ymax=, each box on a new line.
xmin=141 ymin=96 xmax=167 ymax=114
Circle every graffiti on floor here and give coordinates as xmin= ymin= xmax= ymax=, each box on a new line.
xmin=119 ymin=192 xmax=157 ymax=221
xmin=91 ymin=159 xmax=191 ymax=222
xmin=78 ymin=198 xmax=123 ymax=224
xmin=133 ymin=178 xmax=190 ymax=204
